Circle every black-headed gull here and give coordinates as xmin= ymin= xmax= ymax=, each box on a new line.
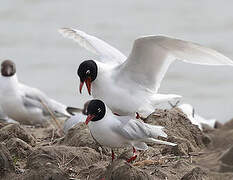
xmin=178 ymin=103 xmax=216 ymax=130
xmin=59 ymin=28 xmax=233 ymax=118
xmin=0 ymin=60 xmax=79 ymax=125
xmin=85 ymin=99 xmax=176 ymax=162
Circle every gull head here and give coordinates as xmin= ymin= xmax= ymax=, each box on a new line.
xmin=1 ymin=60 xmax=16 ymax=77
xmin=85 ymin=99 xmax=105 ymax=125
xmin=78 ymin=60 xmax=97 ymax=95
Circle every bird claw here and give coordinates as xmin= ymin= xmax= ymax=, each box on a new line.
xmin=127 ymin=155 xmax=138 ymax=163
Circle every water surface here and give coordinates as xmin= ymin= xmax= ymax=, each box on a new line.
xmin=1 ymin=0 xmax=233 ymax=122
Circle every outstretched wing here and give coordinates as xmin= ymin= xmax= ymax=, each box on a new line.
xmin=59 ymin=28 xmax=126 ymax=65
xmin=116 ymin=35 xmax=233 ymax=92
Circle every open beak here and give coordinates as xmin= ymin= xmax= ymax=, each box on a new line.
xmin=85 ymin=114 xmax=95 ymax=125
xmin=79 ymin=77 xmax=92 ymax=95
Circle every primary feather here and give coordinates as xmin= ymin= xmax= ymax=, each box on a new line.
xmin=59 ymin=28 xmax=126 ymax=64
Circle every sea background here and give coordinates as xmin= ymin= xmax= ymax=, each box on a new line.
xmin=0 ymin=0 xmax=232 ymax=123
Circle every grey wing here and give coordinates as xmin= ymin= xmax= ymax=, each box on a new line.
xmin=22 ymin=93 xmax=49 ymax=116
xmin=114 ymin=117 xmax=150 ymax=140
xmin=20 ymin=83 xmax=70 ymax=117
xmin=120 ymin=120 xmax=151 ymax=140
xmin=113 ymin=118 xmax=165 ymax=141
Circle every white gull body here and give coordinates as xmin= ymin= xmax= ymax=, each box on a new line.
xmin=0 ymin=106 xmax=19 ymax=124
xmin=60 ymin=28 xmax=233 ymax=117
xmin=0 ymin=74 xmax=71 ymax=125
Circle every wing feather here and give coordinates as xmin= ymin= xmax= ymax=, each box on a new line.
xmin=117 ymin=35 xmax=233 ymax=92
xmin=59 ymin=28 xmax=126 ymax=64
xmin=19 ymin=83 xmax=70 ymax=117
xmin=113 ymin=118 xmax=167 ymax=141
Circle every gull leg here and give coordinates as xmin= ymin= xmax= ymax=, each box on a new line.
xmin=127 ymin=147 xmax=137 ymax=163
xmin=111 ymin=149 xmax=115 ymax=162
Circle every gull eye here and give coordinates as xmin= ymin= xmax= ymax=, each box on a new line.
xmin=97 ymin=108 xmax=101 ymax=113
xmin=86 ymin=70 xmax=90 ymax=75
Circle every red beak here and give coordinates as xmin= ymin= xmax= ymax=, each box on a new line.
xmin=85 ymin=114 xmax=95 ymax=125
xmin=85 ymin=77 xmax=92 ymax=95
xmin=79 ymin=77 xmax=92 ymax=95
xmin=79 ymin=81 xmax=84 ymax=94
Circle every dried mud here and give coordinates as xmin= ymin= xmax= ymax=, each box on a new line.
xmin=0 ymin=108 xmax=233 ymax=180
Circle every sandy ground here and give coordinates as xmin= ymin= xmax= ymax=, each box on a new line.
xmin=0 ymin=108 xmax=233 ymax=180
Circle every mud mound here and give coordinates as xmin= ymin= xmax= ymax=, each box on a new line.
xmin=206 ymin=118 xmax=233 ymax=150
xmin=59 ymin=122 xmax=110 ymax=155
xmin=76 ymin=161 xmax=109 ymax=180
xmin=0 ymin=122 xmax=8 ymax=129
xmin=181 ymin=167 xmax=208 ymax=180
xmin=60 ymin=123 xmax=97 ymax=148
xmin=0 ymin=124 xmax=36 ymax=146
xmin=21 ymin=145 xmax=107 ymax=180
xmin=147 ymin=108 xmax=205 ymax=155
xmin=20 ymin=164 xmax=68 ymax=180
xmin=6 ymin=138 xmax=33 ymax=159
xmin=28 ymin=145 xmax=106 ymax=168
xmin=219 ymin=145 xmax=233 ymax=172
xmin=0 ymin=143 xmax=15 ymax=179
xmin=0 ymin=108 xmax=232 ymax=179
xmin=104 ymin=159 xmax=153 ymax=180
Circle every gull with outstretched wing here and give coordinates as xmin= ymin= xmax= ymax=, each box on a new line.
xmin=59 ymin=28 xmax=233 ymax=118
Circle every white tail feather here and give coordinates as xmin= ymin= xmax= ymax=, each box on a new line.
xmin=146 ymin=138 xmax=177 ymax=146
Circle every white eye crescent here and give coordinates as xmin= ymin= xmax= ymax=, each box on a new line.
xmin=97 ymin=108 xmax=101 ymax=113
xmin=86 ymin=70 xmax=90 ymax=75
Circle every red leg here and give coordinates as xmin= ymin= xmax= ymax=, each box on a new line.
xmin=127 ymin=147 xmax=137 ymax=163
xmin=111 ymin=149 xmax=115 ymax=162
